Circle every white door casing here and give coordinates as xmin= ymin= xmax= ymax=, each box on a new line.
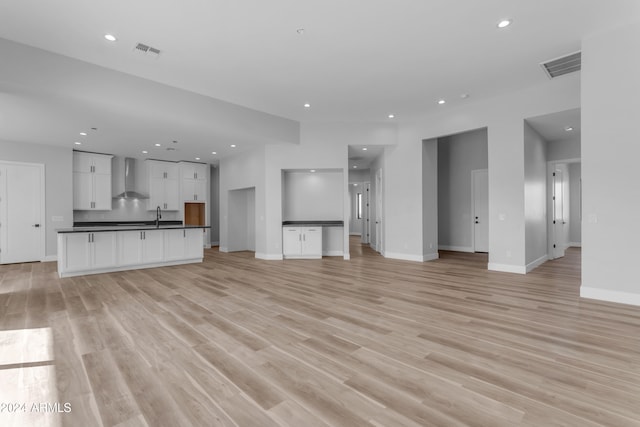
xmin=363 ymin=182 xmax=371 ymax=244
xmin=375 ymin=169 xmax=383 ymax=253
xmin=472 ymin=169 xmax=489 ymax=253
xmin=0 ymin=161 xmax=45 ymax=264
xmin=551 ymin=169 xmax=566 ymax=259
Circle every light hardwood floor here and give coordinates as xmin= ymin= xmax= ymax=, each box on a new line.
xmin=1 ymin=239 xmax=640 ymax=426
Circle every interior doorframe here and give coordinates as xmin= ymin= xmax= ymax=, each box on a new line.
xmin=547 ymin=158 xmax=580 ymax=260
xmin=0 ymin=160 xmax=46 ymax=263
xmin=374 ymin=168 xmax=383 ymax=254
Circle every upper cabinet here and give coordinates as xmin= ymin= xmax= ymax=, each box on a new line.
xmin=73 ymin=151 xmax=113 ymax=210
xmin=146 ymin=160 xmax=180 ymax=211
xmin=180 ymin=162 xmax=208 ymax=202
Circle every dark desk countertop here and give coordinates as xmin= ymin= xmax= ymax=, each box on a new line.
xmin=282 ymin=220 xmax=344 ymax=227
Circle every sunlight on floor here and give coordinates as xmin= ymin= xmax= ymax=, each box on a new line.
xmin=0 ymin=327 xmax=62 ymax=427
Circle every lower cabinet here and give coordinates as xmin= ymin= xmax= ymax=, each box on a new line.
xmin=60 ymin=232 xmax=117 ymax=273
xmin=282 ymin=226 xmax=322 ymax=259
xmin=57 ymin=228 xmax=204 ymax=277
xmin=117 ymin=230 xmax=165 ymax=266
xmin=165 ymin=228 xmax=203 ymax=261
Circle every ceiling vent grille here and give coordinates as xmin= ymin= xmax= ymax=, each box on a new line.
xmin=540 ymin=51 xmax=581 ymax=79
xmin=133 ymin=43 xmax=161 ymax=59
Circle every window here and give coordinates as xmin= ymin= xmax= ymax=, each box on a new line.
xmin=356 ymin=193 xmax=363 ymax=219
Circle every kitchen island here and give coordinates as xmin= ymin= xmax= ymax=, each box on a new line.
xmin=57 ymin=221 xmax=210 ymax=278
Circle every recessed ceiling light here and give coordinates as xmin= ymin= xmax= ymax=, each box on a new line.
xmin=362 ymin=147 xmax=368 ymax=151
xmin=310 ymin=169 xmax=316 ymax=173
xmin=142 ymin=150 xmax=148 ymax=154
xmin=297 ymin=28 xmax=305 ymax=35
xmin=497 ymin=19 xmax=512 ymax=29
xmin=104 ymin=34 xmax=117 ymax=42
xmin=565 ymin=126 xmax=574 ymax=131
xmin=74 ymin=142 xmax=81 ymax=145
xmin=354 ymin=184 xmax=358 ymax=187
xmin=79 ymin=132 xmax=87 ymax=136
xmin=353 ymin=165 xmax=358 ymax=169
xmin=438 ymin=99 xmax=446 ymax=105
xmin=155 ymin=143 xmax=161 ymax=147
xmin=388 ymin=114 xmax=395 ymax=119
xmin=304 ymin=103 xmax=311 ymax=108
xmin=212 ymin=151 xmax=217 ymax=155
xmin=230 ymin=144 xmax=237 ymax=148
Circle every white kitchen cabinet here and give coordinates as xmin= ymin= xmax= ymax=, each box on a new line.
xmin=117 ymin=229 xmax=165 ymax=266
xmin=282 ymin=226 xmax=322 ymax=259
xmin=73 ymin=151 xmax=113 ymax=210
xmin=146 ymin=160 xmax=180 ymax=210
xmin=60 ymin=232 xmax=117 ymax=273
xmin=165 ymin=228 xmax=204 ymax=261
xmin=57 ymin=227 xmax=206 ymax=277
xmin=180 ymin=162 xmax=208 ymax=201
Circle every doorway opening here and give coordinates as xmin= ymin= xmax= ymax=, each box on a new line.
xmin=227 ymin=187 xmax=256 ymax=252
xmin=435 ymin=128 xmax=489 ymax=255
xmin=524 ymin=108 xmax=581 ymax=270
xmin=348 ymin=145 xmax=385 ymax=255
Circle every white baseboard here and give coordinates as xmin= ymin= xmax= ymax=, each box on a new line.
xmin=580 ymin=286 xmax=640 ymax=307
xmin=488 ymin=263 xmax=526 ymax=274
xmin=343 ymin=253 xmax=350 ymax=260
xmin=438 ymin=245 xmax=473 ymax=253
xmin=323 ymin=250 xmax=344 ymax=257
xmin=219 ymin=246 xmax=228 ymax=253
xmin=349 ymin=232 xmax=361 ymax=236
xmin=526 ymin=254 xmax=549 ymax=273
xmin=255 ymin=253 xmax=283 ymax=261
xmin=385 ymin=252 xmax=430 ymax=262
xmin=42 ymin=255 xmax=58 ymax=263
xmin=423 ymin=253 xmax=439 ymax=262
xmin=569 ymin=242 xmax=582 ymax=248
xmin=210 ymin=241 xmax=220 ymax=246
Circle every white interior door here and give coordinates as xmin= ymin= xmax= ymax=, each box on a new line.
xmin=472 ymin=169 xmax=489 ymax=253
xmin=375 ymin=169 xmax=383 ymax=253
xmin=0 ymin=162 xmax=44 ymax=264
xmin=552 ymin=169 xmax=566 ymax=259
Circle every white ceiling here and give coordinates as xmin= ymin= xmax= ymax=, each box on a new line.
xmin=0 ymin=1 xmax=637 ymax=161
xmin=526 ymin=108 xmax=581 ymax=143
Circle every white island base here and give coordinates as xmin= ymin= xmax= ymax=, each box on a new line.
xmin=57 ymin=227 xmax=205 ymax=278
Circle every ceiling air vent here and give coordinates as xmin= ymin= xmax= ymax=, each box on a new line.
xmin=540 ymin=51 xmax=581 ymax=79
xmin=133 ymin=43 xmax=161 ymax=59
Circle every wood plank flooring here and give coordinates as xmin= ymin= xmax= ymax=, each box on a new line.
xmin=2 ymin=239 xmax=640 ymax=426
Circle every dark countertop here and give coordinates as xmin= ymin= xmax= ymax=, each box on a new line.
xmin=58 ymin=221 xmax=210 ymax=233
xmin=282 ymin=220 xmax=344 ymax=227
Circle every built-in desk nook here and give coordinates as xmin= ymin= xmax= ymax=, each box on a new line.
xmin=282 ymin=169 xmax=346 ymax=259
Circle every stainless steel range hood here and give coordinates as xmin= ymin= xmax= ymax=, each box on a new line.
xmin=113 ymin=157 xmax=148 ymax=199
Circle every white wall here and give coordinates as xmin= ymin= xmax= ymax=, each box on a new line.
xmin=523 ymin=122 xmax=548 ymax=268
xmin=403 ymin=73 xmax=579 ymax=272
xmin=547 ymin=137 xmax=580 ymax=162
xmin=219 ymin=146 xmax=265 ymax=254
xmin=422 ymin=139 xmax=438 ymax=258
xmin=581 ymin=20 xmax=640 ymax=304
xmin=282 ymin=171 xmax=343 ymax=220
xmin=0 ymin=141 xmax=73 ymax=259
xmin=568 ymin=162 xmax=581 ymax=245
xmin=437 ymin=128 xmax=488 ymax=252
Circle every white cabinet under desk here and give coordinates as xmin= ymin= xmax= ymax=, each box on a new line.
xmin=283 ymin=226 xmax=322 ymax=259
xmin=282 ymin=221 xmax=344 ymax=259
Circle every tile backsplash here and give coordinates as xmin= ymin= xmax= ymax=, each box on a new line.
xmin=73 ymin=198 xmax=182 ymax=223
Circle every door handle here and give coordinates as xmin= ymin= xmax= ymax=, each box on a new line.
xmin=475 ymin=221 xmax=479 ymax=224
xmin=33 ymin=224 xmax=40 ymax=227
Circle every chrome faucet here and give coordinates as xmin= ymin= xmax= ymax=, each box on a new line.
xmin=155 ymin=205 xmax=162 ymax=227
